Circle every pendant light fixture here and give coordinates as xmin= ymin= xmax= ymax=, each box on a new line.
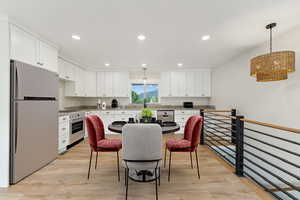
xmin=250 ymin=23 xmax=295 ymax=82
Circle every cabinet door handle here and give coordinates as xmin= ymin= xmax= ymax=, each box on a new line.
xmin=62 ymin=128 xmax=66 ymax=131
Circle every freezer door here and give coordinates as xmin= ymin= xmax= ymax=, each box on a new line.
xmin=11 ymin=60 xmax=59 ymax=100
xmin=11 ymin=100 xmax=58 ymax=184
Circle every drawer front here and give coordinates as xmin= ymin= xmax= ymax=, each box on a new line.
xmin=59 ymin=115 xmax=69 ymax=123
xmin=59 ymin=122 xmax=69 ymax=137
xmin=175 ymin=110 xmax=199 ymax=115
xmin=59 ymin=136 xmax=68 ymax=149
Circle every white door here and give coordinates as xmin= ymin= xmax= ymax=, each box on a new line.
xmin=84 ymin=71 xmax=97 ymax=97
xmin=10 ymin=25 xmax=38 ymax=67
xmin=38 ymin=41 xmax=58 ymax=73
xmin=160 ymin=72 xmax=171 ymax=97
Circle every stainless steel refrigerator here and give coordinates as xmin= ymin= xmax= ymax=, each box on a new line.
xmin=10 ymin=60 xmax=59 ymax=184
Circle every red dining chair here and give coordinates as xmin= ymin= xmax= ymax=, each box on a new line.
xmin=164 ymin=115 xmax=203 ymax=181
xmin=86 ymin=115 xmax=122 ymax=181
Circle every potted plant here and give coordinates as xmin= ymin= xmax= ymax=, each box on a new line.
xmin=141 ymin=108 xmax=153 ymax=123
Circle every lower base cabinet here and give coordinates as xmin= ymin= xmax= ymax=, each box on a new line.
xmin=175 ymin=110 xmax=200 ymax=134
xmin=84 ymin=109 xmax=200 ymax=135
xmin=58 ymin=116 xmax=70 ymax=153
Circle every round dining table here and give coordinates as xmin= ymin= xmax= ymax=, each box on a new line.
xmin=108 ymin=123 xmax=180 ymax=134
xmin=108 ymin=122 xmax=180 ymax=182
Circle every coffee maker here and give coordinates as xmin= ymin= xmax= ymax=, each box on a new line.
xmin=111 ymin=99 xmax=118 ymax=108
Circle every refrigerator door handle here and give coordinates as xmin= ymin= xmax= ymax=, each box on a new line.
xmin=15 ymin=67 xmax=19 ymax=99
xmin=15 ymin=102 xmax=18 ymax=153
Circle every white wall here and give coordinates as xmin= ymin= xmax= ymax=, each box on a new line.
xmin=211 ymin=25 xmax=300 ymax=129
xmin=0 ymin=15 xmax=10 ymax=188
xmin=210 ymin=25 xmax=300 ymax=185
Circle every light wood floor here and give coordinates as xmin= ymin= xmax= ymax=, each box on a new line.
xmin=0 ymin=134 xmax=273 ymax=200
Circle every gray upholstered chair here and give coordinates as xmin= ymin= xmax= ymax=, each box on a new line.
xmin=122 ymin=124 xmax=162 ymax=200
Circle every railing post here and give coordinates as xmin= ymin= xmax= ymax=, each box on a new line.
xmin=200 ymin=109 xmax=205 ymax=145
xmin=231 ymin=109 xmax=237 ymax=144
xmin=235 ymin=115 xmax=244 ymax=177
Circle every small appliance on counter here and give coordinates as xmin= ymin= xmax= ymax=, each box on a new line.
xmin=102 ymin=101 xmax=106 ymax=110
xmin=97 ymin=99 xmax=102 ymax=109
xmin=111 ymin=99 xmax=118 ymax=108
xmin=183 ymin=102 xmax=194 ymax=108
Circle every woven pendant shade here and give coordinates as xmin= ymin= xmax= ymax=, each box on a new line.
xmin=251 ymin=51 xmax=295 ymax=82
xmin=250 ymin=23 xmax=296 ymax=82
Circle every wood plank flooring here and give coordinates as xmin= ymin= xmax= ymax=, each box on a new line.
xmin=0 ymin=134 xmax=273 ymax=200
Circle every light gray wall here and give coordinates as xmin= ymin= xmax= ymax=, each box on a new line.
xmin=0 ymin=15 xmax=10 ymax=188
xmin=210 ymin=25 xmax=300 ymax=184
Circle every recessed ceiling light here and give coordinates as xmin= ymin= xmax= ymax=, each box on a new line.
xmin=177 ymin=63 xmax=183 ymax=67
xmin=138 ymin=34 xmax=146 ymax=41
xmin=202 ymin=35 xmax=211 ymax=41
xmin=142 ymin=63 xmax=147 ymax=67
xmin=72 ymin=35 xmax=81 ymax=40
xmin=105 ymin=63 xmax=110 ymax=67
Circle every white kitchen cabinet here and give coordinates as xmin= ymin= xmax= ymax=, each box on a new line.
xmin=185 ymin=71 xmax=197 ymax=97
xmin=75 ymin=67 xmax=85 ymax=96
xmin=10 ymin=25 xmax=38 ymax=67
xmin=97 ymin=71 xmax=129 ymax=97
xmin=84 ymin=71 xmax=97 ymax=97
xmin=96 ymin=72 xmax=113 ymax=97
xmin=38 ymin=41 xmax=58 ymax=73
xmin=58 ymin=58 xmax=75 ymax=81
xmin=58 ymin=115 xmax=69 ymax=153
xmin=65 ymin=66 xmax=85 ymax=96
xmin=201 ymin=70 xmax=211 ymax=97
xmin=98 ymin=110 xmax=116 ymax=134
xmin=170 ymin=72 xmax=186 ymax=97
xmin=10 ymin=24 xmax=58 ymax=73
xmin=113 ymin=72 xmax=130 ymax=97
xmin=175 ymin=110 xmax=200 ymax=134
xmin=160 ymin=70 xmax=211 ymax=98
xmin=160 ymin=72 xmax=171 ymax=97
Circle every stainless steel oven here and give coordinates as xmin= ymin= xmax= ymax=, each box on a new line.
xmin=69 ymin=112 xmax=85 ymax=144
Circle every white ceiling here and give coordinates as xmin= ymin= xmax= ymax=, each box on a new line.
xmin=1 ymin=0 xmax=300 ymax=70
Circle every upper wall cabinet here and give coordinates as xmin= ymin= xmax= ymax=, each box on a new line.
xmin=160 ymin=72 xmax=171 ymax=97
xmin=84 ymin=71 xmax=97 ymax=97
xmin=113 ymin=72 xmax=130 ymax=97
xmin=97 ymin=71 xmax=130 ymax=97
xmin=170 ymin=72 xmax=186 ymax=97
xmin=65 ymin=66 xmax=86 ymax=97
xmin=10 ymin=24 xmax=58 ymax=73
xmin=38 ymin=41 xmax=58 ymax=73
xmin=10 ymin=25 xmax=38 ymax=67
xmin=160 ymin=70 xmax=211 ymax=97
xmin=58 ymin=58 xmax=75 ymax=81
